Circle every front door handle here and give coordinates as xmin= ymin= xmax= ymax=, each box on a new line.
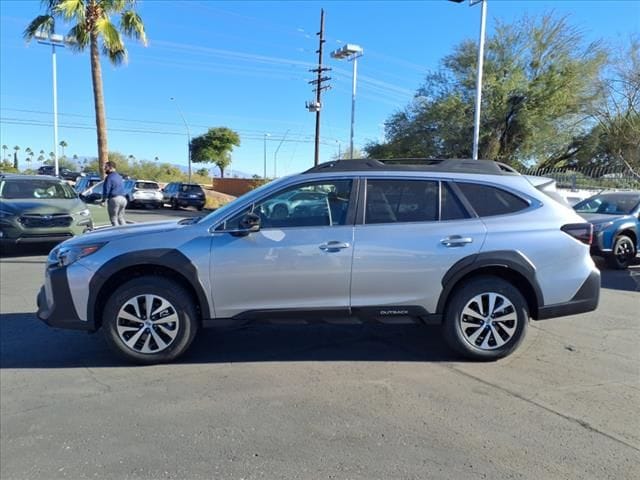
xmin=319 ymin=241 xmax=351 ymax=252
xmin=440 ymin=235 xmax=473 ymax=247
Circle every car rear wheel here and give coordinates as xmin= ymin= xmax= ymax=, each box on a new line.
xmin=443 ymin=276 xmax=528 ymax=361
xmin=102 ymin=276 xmax=199 ymax=364
xmin=171 ymin=199 xmax=179 ymax=210
xmin=606 ymin=234 xmax=636 ymax=270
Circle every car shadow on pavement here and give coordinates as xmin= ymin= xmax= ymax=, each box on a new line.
xmin=127 ymin=207 xmax=205 ymax=218
xmin=596 ymin=257 xmax=640 ymax=293
xmin=0 ymin=244 xmax=55 ymax=258
xmin=0 ymin=313 xmax=459 ymax=369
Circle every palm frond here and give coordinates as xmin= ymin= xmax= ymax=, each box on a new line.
xmin=24 ymin=15 xmax=55 ymax=40
xmin=102 ymin=43 xmax=127 ymax=65
xmin=120 ymin=10 xmax=146 ymax=45
xmin=54 ymin=0 xmax=86 ymax=22
xmin=66 ymin=23 xmax=90 ymax=51
xmin=96 ymin=17 xmax=127 ymax=65
xmin=100 ymin=0 xmax=127 ymax=15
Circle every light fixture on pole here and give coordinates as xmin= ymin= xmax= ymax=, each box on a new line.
xmin=331 ymin=43 xmax=363 ymax=160
xmin=35 ymin=30 xmax=67 ymax=177
xmin=263 ymin=133 xmax=270 ymax=179
xmin=170 ymin=97 xmax=192 ymax=183
xmin=449 ymin=0 xmax=487 ymax=160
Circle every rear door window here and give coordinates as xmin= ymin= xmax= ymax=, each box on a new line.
xmin=456 ymin=182 xmax=529 ymax=217
xmin=365 ymin=179 xmax=438 ymax=224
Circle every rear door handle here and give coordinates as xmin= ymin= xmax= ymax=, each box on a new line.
xmin=440 ymin=235 xmax=473 ymax=247
xmin=319 ymin=241 xmax=351 ymax=252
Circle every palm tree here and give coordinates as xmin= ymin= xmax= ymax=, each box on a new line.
xmin=24 ymin=1 xmax=147 ymax=179
xmin=37 ymin=154 xmax=45 ymax=164
xmin=154 ymin=156 xmax=159 ymax=162
xmin=1 ymin=145 xmax=7 ymax=160
xmin=25 ymin=147 xmax=34 ymax=170
xmin=59 ymin=140 xmax=68 ymax=158
xmin=13 ymin=146 xmax=20 ymax=169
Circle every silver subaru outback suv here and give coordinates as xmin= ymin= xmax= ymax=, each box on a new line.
xmin=37 ymin=159 xmax=600 ymax=364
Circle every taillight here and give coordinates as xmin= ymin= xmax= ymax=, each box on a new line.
xmin=561 ymin=223 xmax=593 ymax=245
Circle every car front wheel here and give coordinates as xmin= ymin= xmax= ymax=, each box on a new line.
xmin=606 ymin=234 xmax=636 ymax=270
xmin=443 ymin=276 xmax=528 ymax=361
xmin=102 ymin=276 xmax=199 ymax=364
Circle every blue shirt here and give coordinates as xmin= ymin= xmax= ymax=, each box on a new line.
xmin=103 ymin=171 xmax=126 ymax=199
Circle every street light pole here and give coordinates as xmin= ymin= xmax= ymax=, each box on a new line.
xmin=263 ymin=133 xmax=270 ymax=179
xmin=450 ymin=0 xmax=487 ymax=160
xmin=472 ymin=0 xmax=487 ymax=160
xmin=170 ymin=97 xmax=192 ymax=183
xmin=273 ymin=130 xmax=290 ymax=178
xmin=35 ymin=32 xmax=67 ymax=176
xmin=331 ymin=44 xmax=364 ymax=159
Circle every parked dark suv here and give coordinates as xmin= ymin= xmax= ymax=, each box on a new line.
xmin=37 ymin=166 xmax=81 ymax=181
xmin=162 ymin=182 xmax=206 ymax=210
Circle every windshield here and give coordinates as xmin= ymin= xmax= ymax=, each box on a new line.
xmin=179 ymin=184 xmax=203 ymax=193
xmin=136 ymin=182 xmax=160 ymax=190
xmin=0 ymin=179 xmax=78 ymax=199
xmin=574 ymin=193 xmax=640 ymax=215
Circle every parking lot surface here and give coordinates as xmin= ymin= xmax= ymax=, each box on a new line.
xmin=1 ymin=209 xmax=639 ymax=480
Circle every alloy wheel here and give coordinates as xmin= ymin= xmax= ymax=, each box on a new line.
xmin=116 ymin=294 xmax=180 ymax=354
xmin=615 ymin=237 xmax=635 ymax=263
xmin=459 ymin=292 xmax=518 ymax=350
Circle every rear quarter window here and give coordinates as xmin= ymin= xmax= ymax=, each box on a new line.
xmin=456 ymin=182 xmax=529 ymax=217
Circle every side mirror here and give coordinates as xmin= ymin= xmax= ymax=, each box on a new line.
xmin=231 ymin=212 xmax=261 ymax=237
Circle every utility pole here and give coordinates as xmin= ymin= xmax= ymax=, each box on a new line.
xmin=306 ymin=9 xmax=331 ymax=166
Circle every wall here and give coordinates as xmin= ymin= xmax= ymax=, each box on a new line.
xmin=212 ymin=178 xmax=265 ymax=197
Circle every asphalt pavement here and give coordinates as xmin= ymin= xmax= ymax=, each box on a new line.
xmin=1 ymin=208 xmax=639 ymax=480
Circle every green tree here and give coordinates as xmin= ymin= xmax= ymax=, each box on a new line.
xmin=190 ymin=127 xmax=241 ymax=178
xmin=25 ymin=0 xmax=147 ymax=179
xmin=331 ymin=147 xmax=363 ymax=161
xmin=196 ymin=167 xmax=209 ymax=177
xmin=37 ymin=154 xmax=45 ymax=164
xmin=59 ymin=140 xmax=68 ymax=158
xmin=1 ymin=145 xmax=7 ymax=160
xmin=366 ymin=14 xmax=607 ymax=167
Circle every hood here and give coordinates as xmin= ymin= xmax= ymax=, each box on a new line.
xmin=0 ymin=198 xmax=86 ymax=215
xmin=77 ymin=219 xmax=185 ymax=243
xmin=579 ymin=213 xmax=629 ymax=224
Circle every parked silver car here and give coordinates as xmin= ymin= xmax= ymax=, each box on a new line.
xmin=37 ymin=159 xmax=600 ymax=364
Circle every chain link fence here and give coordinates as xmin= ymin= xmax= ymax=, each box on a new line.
xmin=522 ymin=165 xmax=640 ymax=191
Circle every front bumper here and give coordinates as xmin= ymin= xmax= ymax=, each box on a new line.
xmin=590 ymin=231 xmax=612 ymax=256
xmin=36 ymin=266 xmax=95 ymax=331
xmin=1 ymin=219 xmax=92 ymax=246
xmin=536 ymin=269 xmax=600 ymax=320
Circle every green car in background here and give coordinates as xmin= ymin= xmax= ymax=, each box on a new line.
xmin=0 ymin=174 xmax=109 ymax=250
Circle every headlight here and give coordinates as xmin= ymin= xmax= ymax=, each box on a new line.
xmin=74 ymin=208 xmax=91 ymax=217
xmin=593 ymin=221 xmax=614 ymax=232
xmin=50 ymin=243 xmax=106 ymax=267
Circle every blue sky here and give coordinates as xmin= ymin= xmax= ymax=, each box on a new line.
xmin=1 ymin=0 xmax=639 ymax=177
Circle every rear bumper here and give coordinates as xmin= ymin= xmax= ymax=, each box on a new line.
xmin=536 ymin=269 xmax=600 ymax=320
xmin=36 ymin=266 xmax=95 ymax=331
xmin=176 ymin=197 xmax=205 ymax=207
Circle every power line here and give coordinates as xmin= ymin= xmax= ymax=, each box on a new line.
xmin=0 ymin=117 xmax=338 ymax=145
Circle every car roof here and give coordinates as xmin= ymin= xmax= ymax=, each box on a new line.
xmin=304 ymin=158 xmax=520 ymax=176
xmin=0 ymin=173 xmax=63 ymax=181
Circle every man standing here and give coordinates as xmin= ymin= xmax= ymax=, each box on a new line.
xmin=101 ymin=161 xmax=127 ymax=226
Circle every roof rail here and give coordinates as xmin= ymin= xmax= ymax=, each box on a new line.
xmin=303 ymin=158 xmax=519 ymax=176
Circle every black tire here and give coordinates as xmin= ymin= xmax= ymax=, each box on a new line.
xmin=102 ymin=276 xmax=199 ymax=364
xmin=197 ymin=205 xmax=204 ymax=211
xmin=605 ymin=234 xmax=636 ymax=270
xmin=443 ymin=275 xmax=528 ymax=361
xmin=171 ymin=199 xmax=179 ymax=210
